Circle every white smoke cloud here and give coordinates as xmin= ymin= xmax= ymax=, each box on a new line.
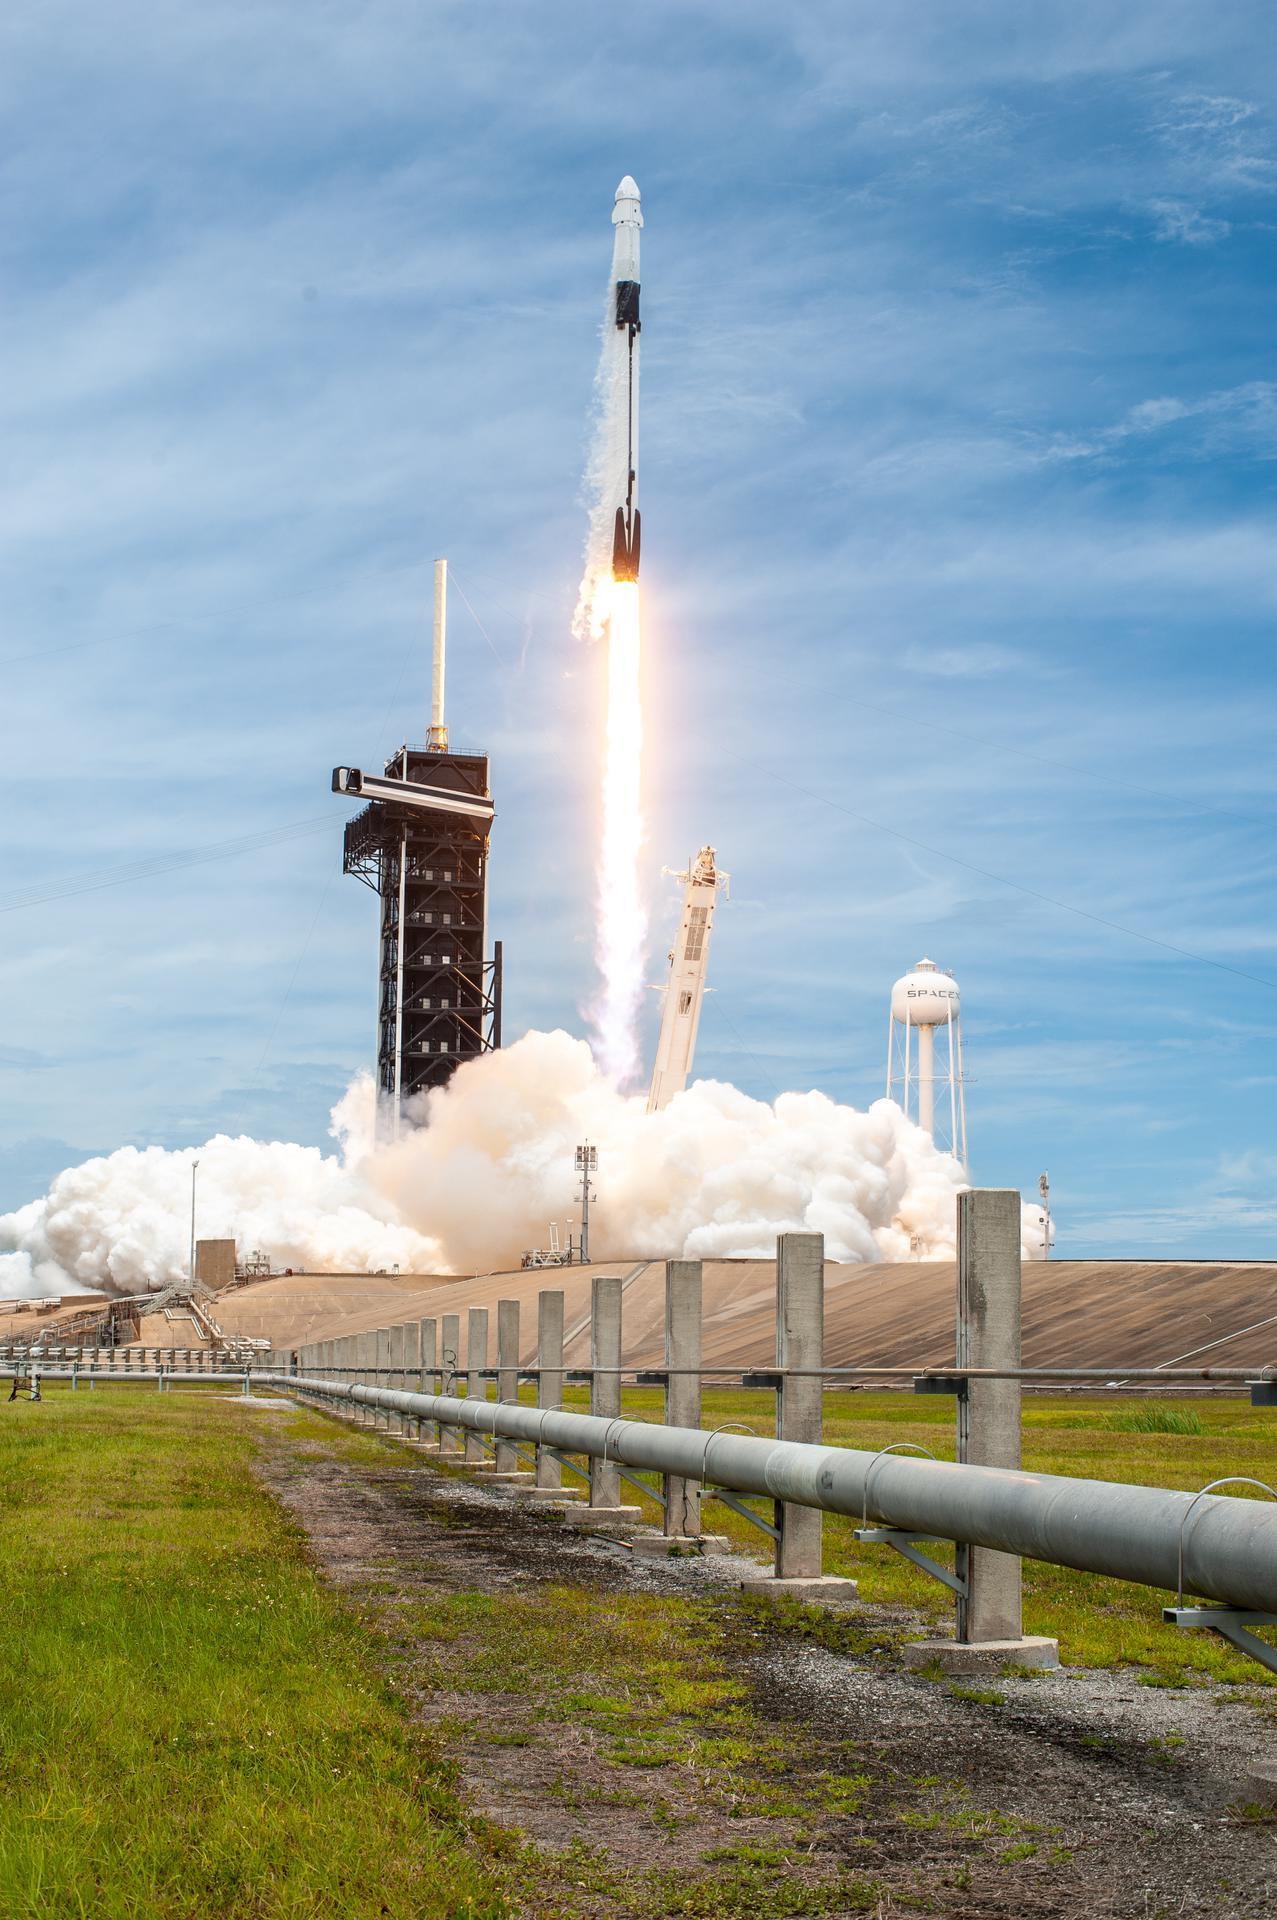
xmin=0 ymin=1080 xmax=436 ymax=1301
xmin=0 ymin=1030 xmax=985 ymax=1300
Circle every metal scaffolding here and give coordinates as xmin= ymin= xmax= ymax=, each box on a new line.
xmin=340 ymin=744 xmax=501 ymax=1119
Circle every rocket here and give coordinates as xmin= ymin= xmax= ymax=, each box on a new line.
xmin=610 ymin=176 xmax=642 ymax=583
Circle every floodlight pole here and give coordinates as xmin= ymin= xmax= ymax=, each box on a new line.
xmin=1039 ymin=1171 xmax=1051 ymax=1261
xmin=574 ymin=1143 xmax=597 ymax=1264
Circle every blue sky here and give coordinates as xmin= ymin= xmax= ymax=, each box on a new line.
xmin=3 ymin=2 xmax=1276 ymax=1254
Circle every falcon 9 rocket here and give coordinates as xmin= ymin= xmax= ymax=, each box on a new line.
xmin=610 ymin=175 xmax=642 ymax=582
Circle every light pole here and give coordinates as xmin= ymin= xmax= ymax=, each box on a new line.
xmin=1038 ymin=1171 xmax=1051 ymax=1261
xmin=189 ymin=1159 xmax=200 ymax=1287
xmin=574 ymin=1143 xmax=597 ymax=1264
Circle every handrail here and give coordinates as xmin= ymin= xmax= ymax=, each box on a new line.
xmin=272 ymin=1376 xmax=1277 ymax=1616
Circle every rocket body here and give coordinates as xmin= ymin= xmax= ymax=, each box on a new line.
xmin=610 ymin=176 xmax=642 ymax=582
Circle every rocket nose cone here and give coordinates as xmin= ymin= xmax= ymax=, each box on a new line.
xmin=615 ymin=175 xmax=640 ymax=201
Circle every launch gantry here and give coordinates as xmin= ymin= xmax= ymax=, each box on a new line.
xmin=647 ymin=847 xmax=727 ymax=1113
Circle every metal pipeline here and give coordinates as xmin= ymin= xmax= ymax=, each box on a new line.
xmin=275 ymin=1377 xmax=1277 ymax=1614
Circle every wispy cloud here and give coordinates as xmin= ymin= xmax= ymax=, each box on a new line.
xmin=900 ymin=642 xmax=1025 ymax=678
xmin=1148 ymin=200 xmax=1232 ymax=245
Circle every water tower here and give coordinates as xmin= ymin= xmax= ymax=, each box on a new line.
xmin=886 ymin=958 xmax=967 ymax=1166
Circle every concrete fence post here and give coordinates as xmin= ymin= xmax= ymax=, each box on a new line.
xmin=356 ymin=1329 xmax=375 ymax=1425
xmin=389 ymin=1323 xmax=406 ymax=1434
xmin=376 ymin=1328 xmax=393 ymax=1429
xmin=367 ymin=1329 xmax=381 ymax=1425
xmin=959 ymin=1189 xmax=1024 ymax=1644
xmin=418 ymin=1319 xmax=439 ymax=1450
xmin=384 ymin=1326 xmax=398 ymax=1429
xmin=492 ymin=1300 xmax=526 ymax=1477
xmin=663 ymin=1261 xmax=704 ymax=1539
xmin=775 ymin=1232 xmax=824 ymax=1580
xmin=465 ymin=1308 xmax=489 ymax=1464
xmin=741 ymin=1232 xmax=857 ymax=1602
xmin=904 ymin=1189 xmax=1058 ymax=1672
xmin=631 ymin=1259 xmax=728 ymax=1557
xmin=577 ymin=1275 xmax=640 ymax=1527
xmin=356 ymin=1333 xmax=369 ymax=1419
xmin=439 ymin=1313 xmax=461 ymax=1454
xmin=402 ymin=1320 xmax=421 ymax=1439
xmin=533 ymin=1290 xmax=567 ymax=1498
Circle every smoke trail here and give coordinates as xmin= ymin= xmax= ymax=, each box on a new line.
xmin=575 ymin=280 xmax=647 ymax=1084
xmin=0 ymin=1033 xmax=989 ymax=1299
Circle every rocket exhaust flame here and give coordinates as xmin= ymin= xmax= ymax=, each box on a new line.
xmin=595 ymin=580 xmax=645 ymax=1084
xmin=577 ymin=177 xmax=647 ymax=1083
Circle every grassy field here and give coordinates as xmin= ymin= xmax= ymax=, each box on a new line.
xmin=1 ymin=1381 xmax=1272 ymax=1917
xmin=547 ymin=1384 xmax=1277 ymax=1685
xmin=0 ymin=1387 xmax=515 ymax=1919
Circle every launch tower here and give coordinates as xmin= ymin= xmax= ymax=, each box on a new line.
xmin=332 ymin=561 xmax=500 ymax=1130
xmin=647 ymin=847 xmax=727 ymax=1113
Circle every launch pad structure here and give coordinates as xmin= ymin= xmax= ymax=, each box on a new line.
xmin=333 ymin=561 xmax=501 ymax=1127
xmin=648 ymin=847 xmax=727 ymax=1113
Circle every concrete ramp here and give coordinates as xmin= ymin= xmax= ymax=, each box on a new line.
xmin=200 ymin=1258 xmax=1277 ymax=1374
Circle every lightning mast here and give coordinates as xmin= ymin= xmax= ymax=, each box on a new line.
xmin=647 ymin=847 xmax=727 ymax=1113
xmin=331 ymin=556 xmax=502 ymax=1136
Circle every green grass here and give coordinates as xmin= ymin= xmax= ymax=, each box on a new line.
xmin=0 ymin=1388 xmax=513 ymax=1918
xmin=8 ymin=1380 xmax=1243 ymax=1916
xmin=549 ymin=1383 xmax=1277 ymax=1684
xmin=1104 ymin=1404 xmax=1205 ymax=1436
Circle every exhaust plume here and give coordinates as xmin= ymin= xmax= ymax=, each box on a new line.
xmin=1 ymin=1032 xmax=974 ymax=1298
